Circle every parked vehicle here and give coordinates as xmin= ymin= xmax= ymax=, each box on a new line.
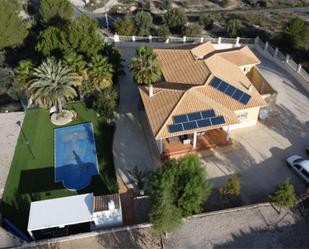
xmin=286 ymin=155 xmax=309 ymax=184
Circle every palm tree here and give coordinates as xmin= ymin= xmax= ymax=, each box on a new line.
xmin=130 ymin=46 xmax=162 ymax=85
xmin=87 ymin=55 xmax=114 ymax=91
xmin=15 ymin=59 xmax=33 ymax=94
xmin=63 ymin=52 xmax=87 ymax=79
xmin=29 ymin=58 xmax=81 ymax=113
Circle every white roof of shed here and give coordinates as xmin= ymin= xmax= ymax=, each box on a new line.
xmin=27 ymin=193 xmax=93 ymax=231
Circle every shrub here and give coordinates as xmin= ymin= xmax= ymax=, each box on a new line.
xmin=199 ymin=14 xmax=215 ymax=30
xmin=184 ymin=23 xmax=203 ymax=37
xmin=114 ymin=16 xmax=134 ymax=36
xmin=219 ymin=173 xmax=241 ymax=196
xmin=157 ymin=25 xmax=170 ymax=37
xmin=92 ymin=87 xmax=117 ymax=121
xmin=149 ymin=155 xmax=212 ymax=234
xmin=164 ymin=8 xmax=187 ymax=33
xmin=134 ymin=11 xmax=153 ymax=36
xmin=226 ymin=19 xmax=244 ymax=37
xmin=268 ymin=180 xmax=297 ymax=209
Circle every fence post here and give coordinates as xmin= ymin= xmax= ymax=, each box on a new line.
xmin=183 ymin=36 xmax=187 ymax=43
xmin=235 ymin=37 xmax=240 ymax=46
xmin=254 ymin=36 xmax=259 ymax=46
xmin=264 ymin=41 xmax=269 ymax=51
xmin=285 ymin=54 xmax=290 ymax=63
xmin=218 ymin=37 xmax=222 ymax=45
xmin=149 ymin=35 xmax=152 ymax=43
xmin=297 ymin=64 xmax=302 ymax=73
xmin=165 ymin=37 xmax=170 ymax=43
xmin=274 ymin=47 xmax=278 ymax=57
xmin=114 ymin=33 xmax=120 ymax=42
xmin=200 ymin=37 xmax=204 ymax=43
xmin=132 ymin=35 xmax=136 ymax=42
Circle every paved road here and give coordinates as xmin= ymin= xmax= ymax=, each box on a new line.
xmin=165 ymin=205 xmax=309 ymax=249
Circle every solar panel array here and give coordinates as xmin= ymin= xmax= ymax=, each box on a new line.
xmin=168 ymin=109 xmax=225 ymax=133
xmin=209 ymin=77 xmax=251 ymax=105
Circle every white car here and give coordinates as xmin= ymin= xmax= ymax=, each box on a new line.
xmin=286 ymin=155 xmax=309 ymax=184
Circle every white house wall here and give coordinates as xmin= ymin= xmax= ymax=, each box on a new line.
xmin=224 ymin=107 xmax=260 ymax=131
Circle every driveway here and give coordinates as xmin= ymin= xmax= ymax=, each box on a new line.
xmin=202 ymin=49 xmax=309 ymax=203
xmin=112 ymin=46 xmax=160 ymax=188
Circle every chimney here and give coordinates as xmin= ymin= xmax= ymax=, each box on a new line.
xmin=108 ymin=200 xmax=115 ymax=210
xmin=149 ymin=84 xmax=153 ymax=97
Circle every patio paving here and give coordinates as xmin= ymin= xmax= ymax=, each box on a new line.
xmin=0 ymin=112 xmax=24 ymax=197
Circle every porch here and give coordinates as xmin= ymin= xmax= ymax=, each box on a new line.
xmin=162 ymin=128 xmax=232 ymax=158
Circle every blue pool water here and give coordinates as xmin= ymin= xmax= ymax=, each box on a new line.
xmin=54 ymin=123 xmax=99 ymax=190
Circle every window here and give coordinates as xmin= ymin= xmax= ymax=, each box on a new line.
xmin=294 ymin=164 xmax=302 ymax=170
xmin=301 ymin=169 xmax=309 ymax=179
xmin=237 ymin=111 xmax=248 ymax=121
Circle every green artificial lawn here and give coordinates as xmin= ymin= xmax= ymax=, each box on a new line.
xmin=0 ymin=103 xmax=118 ymax=232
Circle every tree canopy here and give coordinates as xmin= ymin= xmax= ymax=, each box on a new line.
xmin=226 ymin=19 xmax=244 ymax=38
xmin=39 ymin=0 xmax=73 ymax=25
xmin=130 ymin=46 xmax=162 ymax=85
xmin=281 ymin=17 xmax=307 ymax=49
xmin=134 ymin=11 xmax=153 ymax=36
xmin=268 ymin=180 xmax=297 ymax=209
xmin=36 ymin=15 xmax=103 ymax=59
xmin=184 ymin=23 xmax=203 ymax=37
xmin=149 ymin=155 xmax=212 ymax=234
xmin=29 ymin=58 xmax=81 ymax=111
xmin=164 ymin=9 xmax=187 ymax=33
xmin=114 ymin=17 xmax=134 ymax=36
xmin=0 ymin=0 xmax=29 ymax=50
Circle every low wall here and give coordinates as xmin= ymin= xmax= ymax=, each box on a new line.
xmin=17 ymin=202 xmax=272 ymax=248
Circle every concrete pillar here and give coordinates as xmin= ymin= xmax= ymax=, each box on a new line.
xmin=254 ymin=36 xmax=259 ymax=45
xmin=114 ymin=33 xmax=120 ymax=42
xmin=158 ymin=139 xmax=163 ymax=154
xmin=200 ymin=37 xmax=204 ymax=43
xmin=264 ymin=41 xmax=269 ymax=51
xmin=193 ymin=132 xmax=197 ymax=149
xmin=132 ymin=35 xmax=136 ymax=42
xmin=274 ymin=47 xmax=278 ymax=57
xmin=183 ymin=36 xmax=187 ymax=43
xmin=285 ymin=54 xmax=290 ymax=63
xmin=297 ymin=64 xmax=302 ymax=73
xmin=218 ymin=37 xmax=222 ymax=45
xmin=235 ymin=37 xmax=240 ymax=46
xmin=165 ymin=37 xmax=170 ymax=43
xmin=226 ymin=126 xmax=230 ymax=142
xmin=149 ymin=35 xmax=152 ymax=43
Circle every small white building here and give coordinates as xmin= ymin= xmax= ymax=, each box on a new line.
xmin=27 ymin=193 xmax=122 ymax=240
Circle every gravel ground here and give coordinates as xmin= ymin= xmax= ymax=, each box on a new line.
xmin=0 ymin=112 xmax=24 ymax=197
xmin=164 ymin=205 xmax=309 ymax=249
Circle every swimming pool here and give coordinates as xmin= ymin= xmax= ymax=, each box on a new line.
xmin=54 ymin=123 xmax=99 ymax=190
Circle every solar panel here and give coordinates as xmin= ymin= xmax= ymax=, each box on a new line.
xmin=173 ymin=114 xmax=188 ymax=124
xmin=183 ymin=121 xmax=198 ymax=130
xmin=197 ymin=119 xmax=211 ymax=128
xmin=210 ymin=77 xmax=222 ymax=88
xmin=225 ymin=85 xmax=237 ymax=96
xmin=210 ymin=116 xmax=225 ymax=125
xmin=201 ymin=110 xmax=216 ymax=119
xmin=239 ymin=93 xmax=251 ymax=104
xmin=232 ymin=89 xmax=243 ymax=101
xmin=218 ymin=81 xmax=229 ymax=92
xmin=187 ymin=112 xmax=202 ymax=121
xmin=168 ymin=124 xmax=183 ymax=133
xmin=209 ymin=77 xmax=251 ymax=105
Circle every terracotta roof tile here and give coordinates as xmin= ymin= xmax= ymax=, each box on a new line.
xmin=191 ymin=41 xmax=215 ymax=59
xmin=139 ymin=44 xmax=266 ymax=139
xmin=154 ymin=49 xmax=210 ymax=85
